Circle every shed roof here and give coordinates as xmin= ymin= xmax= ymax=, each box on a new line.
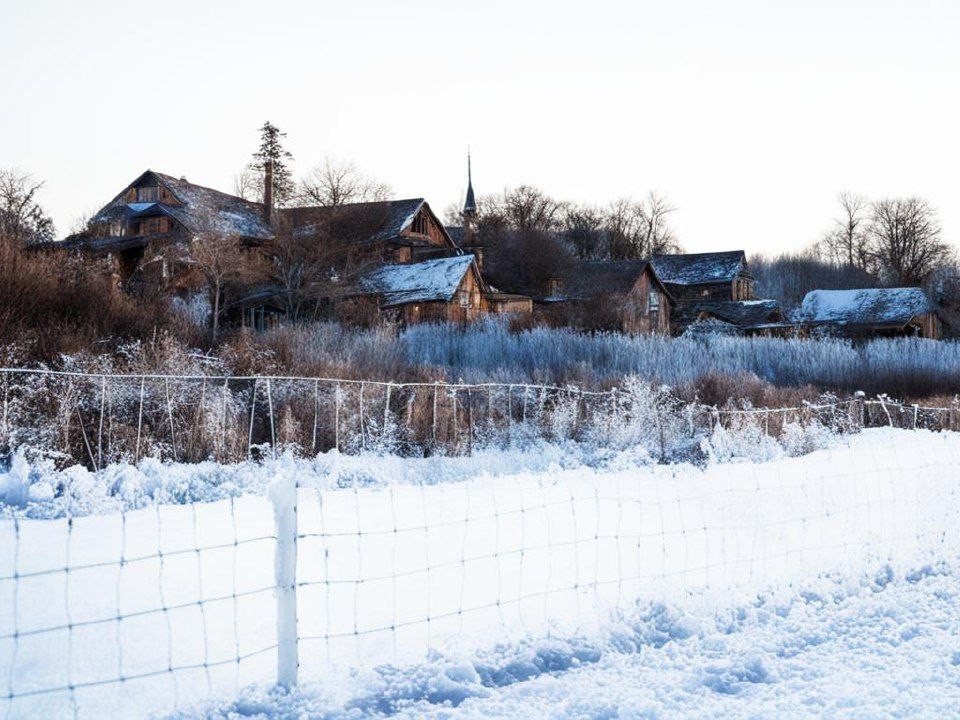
xmin=651 ymin=251 xmax=748 ymax=286
xmin=795 ymin=288 xmax=934 ymax=327
xmin=359 ymin=255 xmax=478 ymax=307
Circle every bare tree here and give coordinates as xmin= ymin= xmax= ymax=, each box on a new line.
xmin=605 ymin=192 xmax=679 ymax=259
xmin=638 ymin=191 xmax=680 ymax=256
xmin=187 ymin=232 xmax=262 ymax=341
xmin=818 ymin=192 xmax=870 ymax=270
xmin=297 ymin=156 xmax=392 ymax=207
xmin=269 ymin=216 xmax=371 ymax=321
xmin=867 ymin=197 xmax=952 ymax=286
xmin=480 ymin=185 xmax=563 ymax=233
xmin=563 ymin=204 xmax=606 ymax=259
xmin=233 ymin=168 xmax=261 ymax=201
xmin=0 ymin=168 xmax=55 ymax=244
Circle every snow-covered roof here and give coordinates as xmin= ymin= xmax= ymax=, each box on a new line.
xmin=651 ymin=251 xmax=748 ymax=286
xmin=796 ymin=288 xmax=933 ymax=327
xmin=359 ymin=255 xmax=477 ymax=307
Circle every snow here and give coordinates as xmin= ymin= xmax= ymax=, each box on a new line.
xmin=360 ymin=255 xmax=477 ymax=307
xmin=651 ymin=252 xmax=746 ymax=286
xmin=797 ymin=288 xmax=932 ymax=326
xmin=172 ymin=564 xmax=960 ymax=719
xmin=1 ymin=428 xmax=958 ymax=718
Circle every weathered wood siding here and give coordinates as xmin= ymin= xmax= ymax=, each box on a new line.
xmin=621 ymin=268 xmax=671 ymax=334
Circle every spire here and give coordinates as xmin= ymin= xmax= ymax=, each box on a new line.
xmin=462 ymin=149 xmax=477 ymax=217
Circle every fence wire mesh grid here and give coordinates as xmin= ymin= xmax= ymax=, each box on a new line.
xmin=2 ymin=368 xmax=958 ymax=469
xmin=0 ymin=369 xmax=959 ymax=718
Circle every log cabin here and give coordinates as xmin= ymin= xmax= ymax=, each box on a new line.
xmin=535 ymin=260 xmax=673 ymax=334
xmin=795 ymin=288 xmax=941 ymax=339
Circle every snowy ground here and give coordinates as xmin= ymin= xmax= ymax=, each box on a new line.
xmin=175 ymin=563 xmax=960 ymax=719
xmin=1 ymin=428 xmax=958 ymax=718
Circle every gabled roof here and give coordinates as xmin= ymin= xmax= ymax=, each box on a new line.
xmin=687 ymin=299 xmax=783 ymax=329
xmin=282 ymin=199 xmax=454 ymax=247
xmin=445 ymin=226 xmax=466 ymax=246
xmin=795 ymin=288 xmax=934 ymax=328
xmin=651 ymin=251 xmax=749 ymax=286
xmin=359 ymin=255 xmax=479 ymax=307
xmin=92 ymin=170 xmax=274 ymax=242
xmin=547 ymin=260 xmax=672 ymax=302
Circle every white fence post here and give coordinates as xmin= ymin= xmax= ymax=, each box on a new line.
xmin=270 ymin=475 xmax=299 ymax=688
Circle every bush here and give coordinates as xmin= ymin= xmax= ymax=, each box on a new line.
xmin=0 ymin=235 xmax=180 ymax=361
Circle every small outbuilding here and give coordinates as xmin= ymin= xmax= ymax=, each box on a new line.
xmin=795 ymin=288 xmax=940 ymax=339
xmin=679 ymin=299 xmax=792 ymax=336
xmin=357 ymin=254 xmax=486 ymax=324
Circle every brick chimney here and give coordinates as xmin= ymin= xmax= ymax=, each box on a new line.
xmin=263 ymin=158 xmax=274 ymax=226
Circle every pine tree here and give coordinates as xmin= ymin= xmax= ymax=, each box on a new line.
xmin=248 ymin=121 xmax=295 ymax=208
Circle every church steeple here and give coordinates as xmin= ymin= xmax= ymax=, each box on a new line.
xmin=462 ymin=150 xmax=477 ymax=219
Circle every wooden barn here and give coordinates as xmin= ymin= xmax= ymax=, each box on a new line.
xmin=356 ymin=254 xmax=487 ymax=324
xmin=795 ymin=288 xmax=941 ymax=339
xmin=651 ymin=251 xmax=754 ymax=302
xmin=535 ymin=260 xmax=673 ymax=334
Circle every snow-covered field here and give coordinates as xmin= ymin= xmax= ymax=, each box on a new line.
xmin=1 ymin=428 xmax=958 ymax=719
xmin=176 ymin=563 xmax=960 ymax=719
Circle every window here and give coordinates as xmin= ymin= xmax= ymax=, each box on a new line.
xmin=136 ymin=186 xmax=159 ymax=203
xmin=459 ymin=290 xmax=471 ymax=308
xmin=648 ymin=290 xmax=660 ymax=313
xmin=412 ymin=212 xmax=428 ymax=236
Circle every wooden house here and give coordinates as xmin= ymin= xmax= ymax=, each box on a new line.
xmin=651 ymin=251 xmax=754 ymax=302
xmin=356 ymin=254 xmax=487 ymax=324
xmin=61 ymin=167 xmax=496 ymax=329
xmin=62 ymin=169 xmax=273 ymax=291
xmin=795 ymin=288 xmax=941 ymax=339
xmin=535 ymin=260 xmax=673 ymax=334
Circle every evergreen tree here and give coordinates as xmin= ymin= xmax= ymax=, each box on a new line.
xmin=248 ymin=121 xmax=295 ymax=208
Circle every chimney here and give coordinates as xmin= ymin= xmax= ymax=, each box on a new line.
xmin=263 ymin=158 xmax=274 ymax=226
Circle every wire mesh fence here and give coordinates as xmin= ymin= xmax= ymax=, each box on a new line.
xmin=2 ymin=368 xmax=957 ymax=468
xmin=1 ymin=370 xmax=959 ymax=717
xmin=0 ymin=423 xmax=958 ymax=717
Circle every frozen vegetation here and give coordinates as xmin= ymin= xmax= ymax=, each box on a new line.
xmin=397 ymin=321 xmax=960 ymax=395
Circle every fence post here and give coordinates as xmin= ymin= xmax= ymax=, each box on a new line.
xmin=850 ymin=391 xmax=866 ymax=431
xmin=270 ymin=475 xmax=299 ymax=688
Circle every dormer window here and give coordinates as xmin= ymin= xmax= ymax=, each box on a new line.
xmin=136 ymin=186 xmax=159 ymax=203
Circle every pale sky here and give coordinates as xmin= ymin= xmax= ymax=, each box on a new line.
xmin=2 ymin=0 xmax=958 ymax=255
